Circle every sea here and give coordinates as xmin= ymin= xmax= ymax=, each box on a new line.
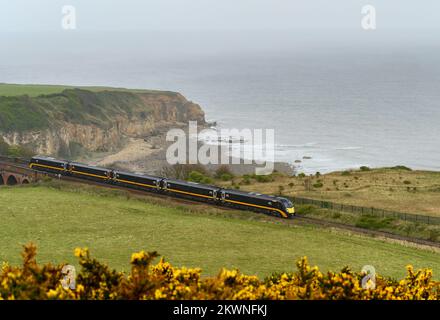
xmin=1 ymin=29 xmax=439 ymax=174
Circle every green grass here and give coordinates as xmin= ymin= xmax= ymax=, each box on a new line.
xmin=1 ymin=182 xmax=439 ymax=279
xmin=0 ymin=83 xmax=166 ymax=97
xmin=0 ymin=84 xmax=183 ymax=133
xmin=296 ymin=204 xmax=440 ymax=242
xmin=231 ymin=168 xmax=440 ymax=217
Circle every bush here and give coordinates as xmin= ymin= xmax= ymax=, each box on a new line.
xmin=254 ymin=175 xmax=273 ymax=183
xmin=3 ymin=244 xmax=439 ymax=300
xmin=188 ymin=171 xmax=212 ymax=184
xmin=296 ymin=205 xmax=315 ymax=215
xmin=0 ymin=137 xmax=9 ymax=155
xmin=313 ymin=182 xmax=323 ymax=188
xmin=341 ymin=171 xmax=351 ymax=176
xmin=215 ymin=165 xmax=234 ymax=179
xmin=161 ymin=164 xmax=208 ymax=180
xmin=220 ymin=173 xmax=233 ymax=181
xmin=403 ymin=180 xmax=411 ymax=185
xmin=390 ymin=166 xmax=412 ymax=171
xmin=355 ymin=216 xmax=394 ymax=230
xmin=360 ymin=166 xmax=371 ymax=172
xmin=298 ymin=173 xmax=306 ymax=178
xmin=1 ymin=144 xmax=35 ymax=158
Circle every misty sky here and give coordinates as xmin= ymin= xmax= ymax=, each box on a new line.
xmin=1 ymin=0 xmax=439 ymax=32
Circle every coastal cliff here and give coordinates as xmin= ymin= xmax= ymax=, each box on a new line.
xmin=0 ymin=88 xmax=205 ymax=157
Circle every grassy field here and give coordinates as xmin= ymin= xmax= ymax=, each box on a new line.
xmin=0 ymin=83 xmax=162 ymax=97
xmin=0 ymin=181 xmax=439 ymax=280
xmin=0 ymin=84 xmax=180 ymax=133
xmin=218 ymin=167 xmax=440 ymax=217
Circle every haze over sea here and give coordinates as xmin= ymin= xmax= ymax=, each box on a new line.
xmin=1 ymin=29 xmax=439 ymax=174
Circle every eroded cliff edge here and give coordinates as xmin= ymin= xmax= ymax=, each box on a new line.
xmin=0 ymin=88 xmax=205 ymax=157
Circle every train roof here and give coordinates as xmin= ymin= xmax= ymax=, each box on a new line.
xmin=32 ymin=156 xmax=68 ymax=163
xmin=116 ymin=170 xmax=162 ymax=181
xmin=165 ymin=178 xmax=220 ymax=190
xmin=69 ymin=162 xmax=112 ymax=171
xmin=223 ymin=188 xmax=281 ymax=201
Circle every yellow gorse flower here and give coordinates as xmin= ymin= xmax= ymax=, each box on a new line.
xmin=1 ymin=244 xmax=439 ymax=300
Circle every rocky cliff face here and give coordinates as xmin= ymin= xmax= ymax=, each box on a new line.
xmin=0 ymin=89 xmax=205 ymax=157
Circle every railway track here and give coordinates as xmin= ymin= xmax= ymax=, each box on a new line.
xmin=291 ymin=216 xmax=440 ymax=249
xmin=1 ymin=157 xmax=440 ymax=249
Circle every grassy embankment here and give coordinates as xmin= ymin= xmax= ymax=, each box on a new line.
xmin=213 ymin=167 xmax=440 ymax=217
xmin=182 ymin=166 xmax=440 ymax=241
xmin=0 ymin=180 xmax=439 ymax=280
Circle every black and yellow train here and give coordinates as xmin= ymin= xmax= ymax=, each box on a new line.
xmin=29 ymin=156 xmax=295 ymax=218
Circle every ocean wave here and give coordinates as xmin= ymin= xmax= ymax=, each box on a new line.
xmin=276 ymin=142 xmax=318 ymax=148
xmin=334 ymin=146 xmax=363 ymax=150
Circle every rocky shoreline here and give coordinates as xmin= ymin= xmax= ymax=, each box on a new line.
xmin=88 ymin=122 xmax=294 ymax=177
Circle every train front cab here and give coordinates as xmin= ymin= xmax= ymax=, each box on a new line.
xmin=29 ymin=156 xmax=67 ymax=174
xmin=279 ymin=197 xmax=295 ymax=218
xmin=221 ymin=190 xmax=289 ymax=218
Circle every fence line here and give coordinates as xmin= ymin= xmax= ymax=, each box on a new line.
xmin=290 ymin=196 xmax=440 ymax=225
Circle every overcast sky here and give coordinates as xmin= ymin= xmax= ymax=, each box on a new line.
xmin=1 ymin=0 xmax=439 ymax=32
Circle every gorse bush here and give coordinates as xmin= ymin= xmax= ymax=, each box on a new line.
xmin=1 ymin=244 xmax=439 ymax=300
xmin=188 ymin=171 xmax=212 ymax=184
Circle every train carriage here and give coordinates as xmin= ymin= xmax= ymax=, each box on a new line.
xmin=113 ymin=171 xmax=161 ymax=192
xmin=69 ymin=162 xmax=112 ymax=182
xmin=163 ymin=179 xmax=219 ymax=202
xmin=29 ymin=156 xmax=67 ymax=174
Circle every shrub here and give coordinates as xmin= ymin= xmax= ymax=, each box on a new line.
xmin=215 ymin=165 xmax=234 ymax=179
xmin=341 ymin=171 xmax=351 ymax=176
xmin=313 ymin=182 xmax=323 ymax=188
xmin=188 ymin=171 xmax=212 ymax=184
xmin=254 ymin=175 xmax=273 ymax=183
xmin=360 ymin=166 xmax=371 ymax=172
xmin=6 ymin=144 xmax=34 ymax=158
xmin=298 ymin=173 xmax=306 ymax=178
xmin=296 ymin=205 xmax=315 ymax=215
xmin=220 ymin=173 xmax=233 ymax=181
xmin=428 ymin=230 xmax=440 ymax=242
xmin=390 ymin=166 xmax=412 ymax=171
xmin=2 ymin=244 xmax=439 ymax=300
xmin=403 ymin=180 xmax=411 ymax=185
xmin=0 ymin=137 xmax=9 ymax=155
xmin=161 ymin=164 xmax=208 ymax=180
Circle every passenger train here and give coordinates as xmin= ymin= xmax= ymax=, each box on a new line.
xmin=29 ymin=156 xmax=295 ymax=218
